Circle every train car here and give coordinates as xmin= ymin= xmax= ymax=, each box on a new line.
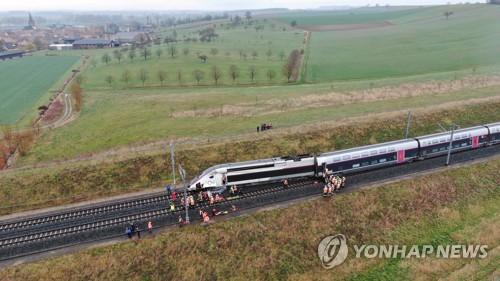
xmin=188 ymin=154 xmax=315 ymax=191
xmin=415 ymin=125 xmax=489 ymax=159
xmin=484 ymin=122 xmax=500 ymax=144
xmin=315 ymin=139 xmax=419 ymax=176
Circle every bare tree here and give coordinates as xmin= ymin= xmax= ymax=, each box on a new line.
xmin=443 ymin=11 xmax=453 ymax=19
xmin=74 ymin=74 xmax=86 ymax=86
xmin=279 ymin=50 xmax=286 ymax=61
xmin=193 ymin=69 xmax=204 ymax=85
xmin=225 ymin=51 xmax=230 ymax=59
xmin=210 ymin=48 xmax=218 ymax=57
xmin=105 ymin=75 xmax=115 ymax=87
xmin=211 ymin=65 xmax=223 ymax=85
xmin=291 ymin=20 xmax=297 ymax=28
xmin=182 ymin=47 xmax=189 ymax=57
xmin=242 ymin=53 xmax=247 ymax=61
xmin=168 ymin=45 xmax=178 ymax=58
xmin=229 ymin=65 xmax=240 ymax=84
xmin=113 ymin=49 xmax=123 ymax=63
xmin=157 ymin=69 xmax=167 ymax=86
xmin=128 ymin=49 xmax=136 ymax=62
xmin=156 ymin=48 xmax=163 ymax=58
xmin=141 ymin=47 xmax=151 ymax=60
xmin=138 ymin=69 xmax=148 ymax=86
xmin=266 ymin=49 xmax=273 ymax=60
xmin=252 ymin=51 xmax=258 ymax=60
xmin=266 ymin=69 xmax=276 ymax=82
xmin=101 ymin=53 xmax=112 ymax=65
xmin=249 ymin=65 xmax=257 ymax=84
xmin=121 ymin=69 xmax=132 ymax=86
xmin=177 ymin=69 xmax=183 ymax=84
xmin=198 ymin=54 xmax=208 ymax=63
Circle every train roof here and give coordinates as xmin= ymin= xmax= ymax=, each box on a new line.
xmin=415 ymin=125 xmax=487 ymax=140
xmin=318 ymin=138 xmax=416 ymax=157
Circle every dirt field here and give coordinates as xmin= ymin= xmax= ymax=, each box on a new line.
xmin=299 ymin=21 xmax=393 ymax=31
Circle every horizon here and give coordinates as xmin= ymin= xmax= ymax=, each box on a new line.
xmin=0 ymin=0 xmax=482 ymax=12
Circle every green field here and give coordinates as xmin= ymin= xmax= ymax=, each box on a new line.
xmin=0 ymin=56 xmax=80 ymax=125
xmin=305 ymin=5 xmax=500 ymax=82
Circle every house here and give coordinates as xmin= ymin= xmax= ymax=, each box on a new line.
xmin=0 ymin=50 xmax=23 ymax=61
xmin=72 ymin=39 xmax=113 ymax=49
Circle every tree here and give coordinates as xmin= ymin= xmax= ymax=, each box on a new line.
xmin=198 ymin=54 xmax=208 ymax=63
xmin=199 ymin=27 xmax=218 ymax=42
xmin=157 ymin=69 xmax=167 ymax=86
xmin=74 ymin=74 xmax=86 ymax=86
xmin=168 ymin=45 xmax=177 ymax=58
xmin=138 ymin=69 xmax=148 ymax=86
xmin=121 ymin=69 xmax=132 ymax=86
xmin=443 ymin=11 xmax=453 ymax=19
xmin=282 ymin=49 xmax=300 ymax=82
xmin=266 ymin=69 xmax=277 ymax=82
xmin=177 ymin=69 xmax=183 ymax=84
xmin=279 ymin=50 xmax=286 ymax=61
xmin=105 ymin=75 xmax=115 ymax=87
xmin=291 ymin=20 xmax=297 ymax=28
xmin=156 ymin=48 xmax=163 ymax=58
xmin=193 ymin=69 xmax=204 ymax=85
xmin=249 ymin=65 xmax=257 ymax=84
xmin=242 ymin=53 xmax=247 ymax=61
xmin=71 ymin=82 xmax=83 ymax=112
xmin=245 ymin=11 xmax=252 ymax=22
xmin=266 ymin=49 xmax=273 ymax=60
xmin=101 ymin=53 xmax=111 ymax=65
xmin=210 ymin=48 xmax=218 ymax=57
xmin=128 ymin=48 xmax=136 ymax=62
xmin=252 ymin=51 xmax=258 ymax=60
xmin=229 ymin=65 xmax=240 ymax=84
xmin=141 ymin=47 xmax=151 ymax=60
xmin=182 ymin=47 xmax=189 ymax=57
xmin=225 ymin=51 xmax=230 ymax=59
xmin=211 ymin=65 xmax=223 ymax=85
xmin=113 ymin=49 xmax=123 ymax=63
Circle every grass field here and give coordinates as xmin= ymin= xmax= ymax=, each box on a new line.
xmin=1 ymin=160 xmax=497 ymax=280
xmin=305 ymin=5 xmax=500 ymax=82
xmin=0 ymin=56 xmax=80 ymax=125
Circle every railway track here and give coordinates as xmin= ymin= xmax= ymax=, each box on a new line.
xmin=0 ymin=144 xmax=498 ymax=262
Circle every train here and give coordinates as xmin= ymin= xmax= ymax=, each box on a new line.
xmin=188 ymin=122 xmax=500 ymax=191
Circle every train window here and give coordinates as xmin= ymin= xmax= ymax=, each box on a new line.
xmin=352 ymin=164 xmax=360 ymax=168
xmin=461 ymin=134 xmax=467 ymax=138
xmin=461 ymin=143 xmax=467 ymax=147
xmin=432 ymin=139 xmax=438 ymax=144
xmin=342 ymin=155 xmax=351 ymax=160
xmin=439 ymin=138 xmax=446 ymax=143
xmin=454 ymin=135 xmax=460 ymax=140
xmin=362 ymin=162 xmax=369 ymax=166
xmin=439 ymin=147 xmax=446 ymax=151
xmin=380 ymin=158 xmax=387 ymax=163
xmin=371 ymin=160 xmax=378 ymax=165
xmin=379 ymin=148 xmax=386 ymax=153
xmin=432 ymin=148 xmax=438 ymax=152
xmin=333 ymin=156 xmax=341 ymax=162
xmin=388 ymin=147 xmax=395 ymax=152
xmin=361 ymin=151 xmax=369 ymax=157
xmin=352 ymin=154 xmax=360 ymax=159
xmin=209 ymin=175 xmax=214 ymax=179
xmin=370 ymin=150 xmax=378 ymax=155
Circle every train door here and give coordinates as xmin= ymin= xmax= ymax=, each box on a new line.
xmin=472 ymin=136 xmax=479 ymax=148
xmin=397 ymin=150 xmax=405 ymax=163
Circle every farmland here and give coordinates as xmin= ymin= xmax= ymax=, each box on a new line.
xmin=0 ymin=56 xmax=80 ymax=125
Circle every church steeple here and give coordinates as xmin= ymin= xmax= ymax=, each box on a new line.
xmin=28 ymin=12 xmax=36 ymax=28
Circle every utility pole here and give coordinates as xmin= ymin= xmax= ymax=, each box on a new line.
xmin=179 ymin=165 xmax=189 ymax=223
xmin=446 ymin=124 xmax=459 ymax=166
xmin=405 ymin=111 xmax=411 ymax=139
xmin=170 ymin=143 xmax=176 ymax=189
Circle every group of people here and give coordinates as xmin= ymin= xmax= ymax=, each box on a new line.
xmin=125 ymin=220 xmax=154 ymax=238
xmin=322 ymin=171 xmax=346 ymax=196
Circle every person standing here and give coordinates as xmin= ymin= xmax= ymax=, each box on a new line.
xmin=148 ymin=221 xmax=153 ymax=234
xmin=136 ymin=227 xmax=141 ymax=239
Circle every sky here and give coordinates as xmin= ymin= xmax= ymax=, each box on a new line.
xmin=1 ymin=0 xmax=468 ymax=12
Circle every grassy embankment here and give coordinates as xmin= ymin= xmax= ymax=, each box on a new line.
xmin=0 ymin=102 xmax=498 ymax=215
xmin=1 ymin=158 xmax=498 ymax=280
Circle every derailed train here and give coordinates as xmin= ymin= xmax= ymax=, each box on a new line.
xmin=188 ymin=122 xmax=500 ymax=191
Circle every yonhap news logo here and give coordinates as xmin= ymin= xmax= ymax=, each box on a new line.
xmin=318 ymin=234 xmax=488 ymax=269
xmin=317 ymin=234 xmax=348 ymax=269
